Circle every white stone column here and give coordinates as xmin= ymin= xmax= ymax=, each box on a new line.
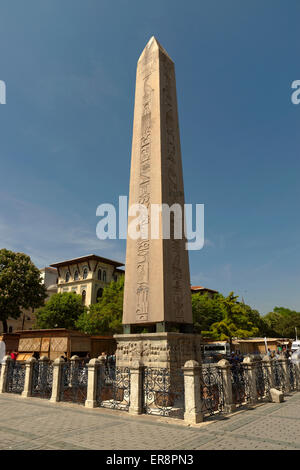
xmin=129 ymin=362 xmax=143 ymax=415
xmin=243 ymin=356 xmax=258 ymax=404
xmin=0 ymin=355 xmax=12 ymax=393
xmin=50 ymin=357 xmax=64 ymax=403
xmin=70 ymin=355 xmax=80 ymax=387
xmin=217 ymin=359 xmax=236 ymax=413
xmin=183 ymin=360 xmax=203 ymax=424
xmin=21 ymin=357 xmax=36 ymax=398
xmin=85 ymin=358 xmax=100 ymax=409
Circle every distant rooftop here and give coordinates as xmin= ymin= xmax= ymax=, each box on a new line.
xmin=191 ymin=286 xmax=218 ymax=294
xmin=50 ymin=254 xmax=124 ymax=269
xmin=40 ymin=267 xmax=57 ymax=273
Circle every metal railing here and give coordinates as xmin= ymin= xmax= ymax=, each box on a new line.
xmin=143 ymin=367 xmax=184 ymax=418
xmin=7 ymin=361 xmax=25 ymax=394
xmin=60 ymin=362 xmax=88 ymax=404
xmin=0 ymin=355 xmax=298 ymax=424
xmin=32 ymin=361 xmax=53 ymax=399
xmin=273 ymin=360 xmax=286 ymax=391
xmin=201 ymin=364 xmax=224 ymax=417
xmin=231 ymin=363 xmax=251 ymax=406
xmin=96 ymin=365 xmax=130 ymax=411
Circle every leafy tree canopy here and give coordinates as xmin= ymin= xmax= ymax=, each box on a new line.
xmin=196 ymin=292 xmax=263 ymax=344
xmin=192 ymin=293 xmax=223 ymax=333
xmin=0 ymin=248 xmax=47 ymax=332
xmin=76 ymin=276 xmax=124 ymax=335
xmin=34 ymin=292 xmax=86 ymax=330
xmin=263 ymin=307 xmax=300 ymax=338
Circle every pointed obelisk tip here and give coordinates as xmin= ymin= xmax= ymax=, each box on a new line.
xmin=138 ymin=36 xmax=174 ymax=62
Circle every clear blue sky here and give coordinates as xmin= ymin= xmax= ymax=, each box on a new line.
xmin=0 ymin=0 xmax=299 ymax=315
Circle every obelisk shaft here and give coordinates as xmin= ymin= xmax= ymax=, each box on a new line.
xmin=123 ymin=37 xmax=193 ymax=330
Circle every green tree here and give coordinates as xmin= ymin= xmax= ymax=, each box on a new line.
xmin=34 ymin=292 xmax=86 ymax=329
xmin=202 ymin=292 xmax=260 ymax=347
xmin=76 ymin=276 xmax=124 ymax=335
xmin=0 ymin=249 xmax=47 ymax=332
xmin=264 ymin=307 xmax=300 ymax=338
xmin=192 ymin=293 xmax=223 ymax=334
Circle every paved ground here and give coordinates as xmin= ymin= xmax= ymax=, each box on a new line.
xmin=0 ymin=392 xmax=300 ymax=450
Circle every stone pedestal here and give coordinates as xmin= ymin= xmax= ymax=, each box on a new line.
xmin=85 ymin=358 xmax=99 ymax=409
xmin=21 ymin=357 xmax=36 ymax=398
xmin=183 ymin=360 xmax=203 ymax=424
xmin=114 ymin=332 xmax=202 ymax=369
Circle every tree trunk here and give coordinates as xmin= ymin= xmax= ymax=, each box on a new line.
xmin=2 ymin=319 xmax=8 ymax=333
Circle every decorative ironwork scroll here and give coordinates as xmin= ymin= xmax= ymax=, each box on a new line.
xmin=231 ymin=363 xmax=251 ymax=406
xmin=255 ymin=362 xmax=270 ymax=399
xmin=7 ymin=361 xmax=25 ymax=394
xmin=143 ymin=367 xmax=184 ymax=418
xmin=97 ymin=366 xmax=130 ymax=411
xmin=288 ymin=360 xmax=299 ymax=391
xmin=60 ymin=361 xmax=88 ymax=404
xmin=273 ymin=360 xmax=285 ymax=391
xmin=201 ymin=365 xmax=224 ymax=417
xmin=32 ymin=361 xmax=53 ymax=399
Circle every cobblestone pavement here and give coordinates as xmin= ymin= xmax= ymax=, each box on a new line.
xmin=0 ymin=392 xmax=300 ymax=450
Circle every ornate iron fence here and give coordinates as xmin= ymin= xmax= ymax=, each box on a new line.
xmin=231 ymin=363 xmax=251 ymax=406
xmin=7 ymin=361 xmax=25 ymax=394
xmin=255 ymin=362 xmax=270 ymax=400
xmin=32 ymin=361 xmax=53 ymax=399
xmin=143 ymin=367 xmax=184 ymax=418
xmin=97 ymin=365 xmax=130 ymax=411
xmin=288 ymin=361 xmax=298 ymax=391
xmin=201 ymin=365 xmax=224 ymax=417
xmin=60 ymin=361 xmax=88 ymax=404
xmin=273 ymin=360 xmax=286 ymax=391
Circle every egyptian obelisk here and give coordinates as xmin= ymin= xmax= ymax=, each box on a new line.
xmin=115 ymin=37 xmax=201 ymax=368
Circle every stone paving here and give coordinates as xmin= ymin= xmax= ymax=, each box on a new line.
xmin=0 ymin=392 xmax=300 ymax=450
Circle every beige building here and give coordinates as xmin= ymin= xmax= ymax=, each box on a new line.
xmin=50 ymin=254 xmax=124 ymax=306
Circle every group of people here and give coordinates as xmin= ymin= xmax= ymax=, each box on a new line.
xmin=267 ymin=347 xmax=291 ymax=359
xmin=229 ymin=352 xmax=243 ymax=365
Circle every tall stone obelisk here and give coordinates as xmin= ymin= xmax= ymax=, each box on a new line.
xmin=115 ymin=37 xmax=201 ymax=368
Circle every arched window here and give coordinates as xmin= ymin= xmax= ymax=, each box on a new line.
xmin=103 ymin=270 xmax=107 ymax=282
xmin=81 ymin=290 xmax=86 ymax=305
xmin=65 ymin=272 xmax=70 ymax=282
xmin=98 ymin=269 xmax=102 ymax=281
xmin=74 ymin=270 xmax=79 ymax=281
xmin=83 ymin=267 xmax=88 ymax=280
xmin=96 ymin=288 xmax=103 ymax=302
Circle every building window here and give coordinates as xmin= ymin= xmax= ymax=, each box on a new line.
xmin=103 ymin=270 xmax=107 ymax=282
xmin=65 ymin=272 xmax=70 ymax=282
xmin=98 ymin=269 xmax=102 ymax=281
xmin=96 ymin=288 xmax=103 ymax=302
xmin=82 ymin=290 xmax=86 ymax=305
xmin=83 ymin=267 xmax=88 ymax=280
xmin=113 ymin=274 xmax=118 ymax=282
xmin=74 ymin=270 xmax=79 ymax=281
xmin=9 ymin=326 xmax=13 ymax=333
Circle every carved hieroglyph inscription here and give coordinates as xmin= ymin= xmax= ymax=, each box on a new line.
xmin=162 ymin=54 xmax=184 ymax=321
xmin=136 ymin=51 xmax=154 ymax=322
